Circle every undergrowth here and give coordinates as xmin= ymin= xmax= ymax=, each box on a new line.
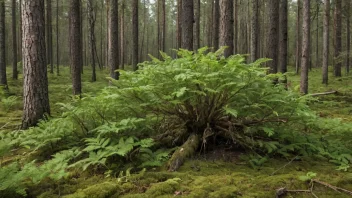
xmin=0 ymin=48 xmax=351 ymax=196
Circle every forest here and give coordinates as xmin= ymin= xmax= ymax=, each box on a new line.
xmin=0 ymin=0 xmax=352 ymax=197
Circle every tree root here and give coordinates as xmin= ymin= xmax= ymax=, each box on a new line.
xmin=167 ymin=133 xmax=200 ymax=172
xmin=276 ymin=179 xmax=352 ymax=198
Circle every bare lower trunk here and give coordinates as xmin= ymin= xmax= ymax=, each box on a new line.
xmin=109 ymin=0 xmax=119 ymax=79
xmin=70 ymin=0 xmax=82 ymax=95
xmin=219 ymin=0 xmax=233 ymax=57
xmin=300 ymin=0 xmax=310 ymax=94
xmin=0 ymin=1 xmax=6 ymax=89
xmin=322 ymin=0 xmax=330 ymax=84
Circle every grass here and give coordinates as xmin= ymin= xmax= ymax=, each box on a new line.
xmin=1 ymin=64 xmax=352 ymax=197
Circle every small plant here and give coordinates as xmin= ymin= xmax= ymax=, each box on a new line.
xmin=1 ymin=96 xmax=18 ymax=112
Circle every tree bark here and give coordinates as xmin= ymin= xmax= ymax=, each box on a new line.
xmin=12 ymin=0 xmax=18 ymax=80
xmin=250 ymin=0 xmax=259 ymax=62
xmin=334 ymin=0 xmax=342 ymax=77
xmin=322 ymin=0 xmax=330 ymax=84
xmin=347 ymin=0 xmax=350 ymax=74
xmin=279 ymin=0 xmax=288 ymax=73
xmin=295 ymin=0 xmax=301 ymax=74
xmin=132 ymin=0 xmax=138 ymax=71
xmin=22 ymin=0 xmax=50 ymax=129
xmin=56 ymin=0 xmax=59 ymax=75
xmin=0 ymin=0 xmax=6 ymax=89
xmin=109 ymin=0 xmax=119 ymax=79
xmin=177 ymin=0 xmax=182 ymax=50
xmin=219 ymin=0 xmax=233 ymax=58
xmin=234 ymin=0 xmax=238 ymax=54
xmin=162 ymin=0 xmax=166 ymax=52
xmin=266 ymin=0 xmax=280 ymax=74
xmin=194 ymin=0 xmax=200 ymax=51
xmin=212 ymin=0 xmax=219 ymax=51
xmin=46 ymin=0 xmax=53 ymax=74
xmin=300 ymin=0 xmax=310 ymax=94
xmin=181 ymin=0 xmax=193 ymax=50
xmin=87 ymin=0 xmax=96 ymax=82
xmin=120 ymin=0 xmax=125 ymax=70
xmin=69 ymin=0 xmax=82 ymax=95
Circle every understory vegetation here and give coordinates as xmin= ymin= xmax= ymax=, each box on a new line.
xmin=0 ymin=49 xmax=352 ymax=197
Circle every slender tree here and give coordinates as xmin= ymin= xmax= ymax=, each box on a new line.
xmin=266 ymin=0 xmax=280 ymax=74
xmin=56 ymin=0 xmax=59 ymax=75
xmin=219 ymin=0 xmax=233 ymax=57
xmin=322 ymin=0 xmax=330 ymax=84
xmin=177 ymin=0 xmax=182 ymax=49
xmin=162 ymin=0 xmax=166 ymax=52
xmin=109 ymin=0 xmax=119 ymax=79
xmin=181 ymin=0 xmax=193 ymax=50
xmin=120 ymin=0 xmax=125 ymax=70
xmin=87 ymin=0 xmax=96 ymax=82
xmin=12 ymin=0 xmax=17 ymax=80
xmin=300 ymin=0 xmax=310 ymax=94
xmin=46 ymin=0 xmax=53 ymax=74
xmin=296 ymin=0 xmax=301 ymax=74
xmin=346 ymin=0 xmax=350 ymax=74
xmin=234 ymin=0 xmax=238 ymax=54
xmin=194 ymin=0 xmax=200 ymax=51
xmin=251 ymin=0 xmax=259 ymax=62
xmin=0 ymin=0 xmax=6 ymax=90
xmin=279 ymin=0 xmax=288 ymax=74
xmin=69 ymin=0 xmax=82 ymax=95
xmin=22 ymin=0 xmax=50 ymax=128
xmin=334 ymin=0 xmax=342 ymax=77
xmin=212 ymin=0 xmax=219 ymax=51
xmin=132 ymin=0 xmax=138 ymax=71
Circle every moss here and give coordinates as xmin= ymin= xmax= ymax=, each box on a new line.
xmin=63 ymin=181 xmax=121 ymax=198
xmin=144 ymin=178 xmax=181 ymax=197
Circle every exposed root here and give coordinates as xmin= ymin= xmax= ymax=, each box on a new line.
xmin=167 ymin=133 xmax=200 ymax=172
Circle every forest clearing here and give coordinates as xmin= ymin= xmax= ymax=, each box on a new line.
xmin=1 ymin=0 xmax=352 ymax=197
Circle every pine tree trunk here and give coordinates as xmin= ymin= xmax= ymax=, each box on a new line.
xmin=234 ymin=0 xmax=238 ymax=54
xmin=177 ymin=0 xmax=182 ymax=49
xmin=109 ymin=0 xmax=119 ymax=79
xmin=69 ymin=0 xmax=82 ymax=95
xmin=346 ymin=0 xmax=350 ymax=74
xmin=334 ymin=0 xmax=342 ymax=77
xmin=87 ymin=0 xmax=96 ymax=82
xmin=212 ymin=0 xmax=219 ymax=50
xmin=300 ymin=0 xmax=310 ymax=94
xmin=46 ymin=0 xmax=53 ymax=74
xmin=219 ymin=0 xmax=233 ymax=58
xmin=322 ymin=0 xmax=330 ymax=84
xmin=132 ymin=0 xmax=138 ymax=71
xmin=22 ymin=0 xmax=50 ymax=129
xmin=11 ymin=0 xmax=17 ymax=80
xmin=162 ymin=0 xmax=166 ymax=52
xmin=250 ymin=0 xmax=259 ymax=62
xmin=0 ymin=1 xmax=6 ymax=89
xmin=56 ymin=0 xmax=59 ymax=75
xmin=120 ymin=1 xmax=125 ymax=70
xmin=194 ymin=0 xmax=200 ymax=51
xmin=181 ymin=0 xmax=193 ymax=50
xmin=266 ymin=0 xmax=279 ymax=74
xmin=279 ymin=0 xmax=288 ymax=73
xmin=296 ymin=0 xmax=301 ymax=74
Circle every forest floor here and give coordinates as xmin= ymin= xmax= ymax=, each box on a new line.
xmin=1 ymin=66 xmax=352 ymax=197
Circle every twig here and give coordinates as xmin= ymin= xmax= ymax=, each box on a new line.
xmin=310 ymin=90 xmax=337 ymax=97
xmin=271 ymin=155 xmax=298 ymax=176
xmin=312 ymin=179 xmax=352 ymax=196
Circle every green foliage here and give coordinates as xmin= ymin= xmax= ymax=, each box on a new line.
xmin=1 ymin=96 xmax=18 ymax=112
xmin=298 ymin=172 xmax=317 ymax=182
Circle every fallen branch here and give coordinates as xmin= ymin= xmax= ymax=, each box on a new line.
xmin=310 ymin=91 xmax=337 ymax=97
xmin=312 ymin=179 xmax=352 ymax=196
xmin=271 ymin=155 xmax=299 ymax=176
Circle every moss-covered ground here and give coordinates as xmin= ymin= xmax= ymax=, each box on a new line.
xmin=1 ymin=66 xmax=352 ymax=197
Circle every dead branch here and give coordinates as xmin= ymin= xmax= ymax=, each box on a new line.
xmin=310 ymin=90 xmax=338 ymax=97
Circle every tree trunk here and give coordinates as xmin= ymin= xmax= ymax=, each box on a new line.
xmin=12 ymin=0 xmax=17 ymax=80
xmin=22 ymin=0 xmax=50 ymax=129
xmin=279 ymin=0 xmax=288 ymax=73
xmin=347 ymin=0 xmax=350 ymax=74
xmin=266 ymin=0 xmax=280 ymax=74
xmin=46 ymin=0 xmax=53 ymax=74
xmin=334 ymin=0 xmax=342 ymax=77
xmin=296 ymin=0 xmax=301 ymax=74
xmin=177 ymin=0 xmax=182 ymax=49
xmin=300 ymin=0 xmax=310 ymax=94
xmin=212 ymin=0 xmax=219 ymax=51
xmin=87 ymin=0 xmax=96 ymax=82
xmin=69 ymin=0 xmax=82 ymax=95
xmin=56 ymin=0 xmax=59 ymax=75
xmin=162 ymin=0 xmax=166 ymax=52
xmin=194 ymin=0 xmax=200 ymax=51
xmin=132 ymin=0 xmax=138 ymax=71
xmin=0 ymin=0 xmax=6 ymax=89
xmin=315 ymin=1 xmax=319 ymax=67
xmin=219 ymin=0 xmax=233 ymax=58
xmin=181 ymin=0 xmax=193 ymax=50
xmin=234 ymin=0 xmax=238 ymax=54
xmin=250 ymin=0 xmax=259 ymax=62
xmin=120 ymin=0 xmax=125 ymax=70
xmin=322 ymin=0 xmax=329 ymax=84
xmin=109 ymin=0 xmax=119 ymax=79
